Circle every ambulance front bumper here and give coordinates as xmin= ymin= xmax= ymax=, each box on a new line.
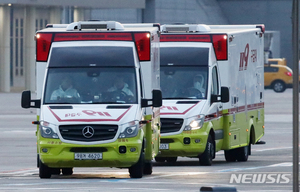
xmin=38 ymin=133 xmax=143 ymax=168
xmin=157 ymin=131 xmax=208 ymax=157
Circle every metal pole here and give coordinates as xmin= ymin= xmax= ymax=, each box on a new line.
xmin=292 ymin=0 xmax=299 ymax=191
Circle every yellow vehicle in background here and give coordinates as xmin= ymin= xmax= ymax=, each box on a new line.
xmin=264 ymin=58 xmax=293 ymax=92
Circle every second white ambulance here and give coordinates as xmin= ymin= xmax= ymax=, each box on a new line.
xmin=157 ymin=24 xmax=265 ymax=165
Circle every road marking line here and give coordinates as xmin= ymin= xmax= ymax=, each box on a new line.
xmin=147 ymin=172 xmax=208 ymax=179
xmin=217 ymin=162 xmax=293 ymax=173
xmin=0 ymin=168 xmax=37 ymax=175
xmin=255 ymin=146 xmax=292 ymax=152
xmin=215 ymin=146 xmax=293 ymax=156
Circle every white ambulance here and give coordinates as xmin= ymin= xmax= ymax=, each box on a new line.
xmin=157 ymin=24 xmax=265 ymax=165
xmin=21 ymin=21 xmax=162 ymax=178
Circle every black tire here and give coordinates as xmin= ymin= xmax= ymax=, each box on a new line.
xmin=199 ymin=135 xmax=214 ymax=166
xmin=155 ymin=157 xmax=166 ymax=163
xmin=248 ymin=141 xmax=252 ymax=156
xmin=143 ymin=161 xmax=153 ymax=175
xmin=272 ymin=80 xmax=286 ymax=93
xmin=224 ymin=149 xmax=237 ymax=162
xmin=62 ymin=168 xmax=73 ymax=175
xmin=37 ymin=154 xmax=39 ymax=168
xmin=236 ymin=145 xmax=249 ymax=162
xmin=166 ymin=157 xmax=177 ymax=163
xmin=51 ymin=168 xmax=61 ymax=175
xmin=129 ymin=150 xmax=144 ymax=178
xmin=39 ymin=159 xmax=52 ymax=179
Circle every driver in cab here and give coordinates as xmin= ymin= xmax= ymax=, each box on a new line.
xmin=191 ymin=74 xmax=206 ymax=98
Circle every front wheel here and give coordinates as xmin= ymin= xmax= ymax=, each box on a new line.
xmin=199 ymin=135 xmax=214 ymax=166
xmin=143 ymin=161 xmax=153 ymax=175
xmin=129 ymin=150 xmax=144 ymax=178
xmin=39 ymin=159 xmax=52 ymax=179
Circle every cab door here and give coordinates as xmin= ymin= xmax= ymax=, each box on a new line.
xmin=207 ymin=65 xmax=224 ymax=147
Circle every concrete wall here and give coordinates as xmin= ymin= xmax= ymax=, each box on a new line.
xmin=217 ymin=0 xmax=293 ymax=66
xmin=89 ymin=0 xmax=228 ymax=25
xmin=144 ymin=0 xmax=229 ymax=24
xmin=90 ymin=9 xmax=143 ymax=23
xmin=0 ymin=0 xmax=146 ymax=9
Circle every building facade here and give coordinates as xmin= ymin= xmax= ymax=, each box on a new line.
xmin=0 ymin=0 xmax=292 ymax=92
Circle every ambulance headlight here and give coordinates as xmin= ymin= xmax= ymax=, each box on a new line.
xmin=119 ymin=120 xmax=139 ymax=138
xmin=40 ymin=121 xmax=59 ymax=139
xmin=184 ymin=115 xmax=205 ymax=131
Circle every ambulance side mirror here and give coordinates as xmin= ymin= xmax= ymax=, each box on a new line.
xmin=211 ymin=87 xmax=229 ymax=103
xmin=21 ymin=90 xmax=41 ymax=108
xmin=141 ymin=89 xmax=162 ymax=108
xmin=220 ymin=87 xmax=229 ymax=103
xmin=152 ymin=89 xmax=162 ymax=107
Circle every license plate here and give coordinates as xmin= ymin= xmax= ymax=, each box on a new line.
xmin=159 ymin=143 xmax=169 ymax=150
xmin=74 ymin=153 xmax=102 ymax=160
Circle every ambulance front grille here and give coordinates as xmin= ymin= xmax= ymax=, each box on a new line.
xmin=59 ymin=124 xmax=118 ymax=142
xmin=160 ymin=118 xmax=184 ymax=134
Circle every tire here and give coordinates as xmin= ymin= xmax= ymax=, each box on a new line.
xmin=51 ymin=168 xmax=61 ymax=175
xmin=166 ymin=157 xmax=177 ymax=163
xmin=272 ymin=80 xmax=286 ymax=93
xmin=248 ymin=141 xmax=252 ymax=156
xmin=129 ymin=149 xmax=144 ymax=178
xmin=62 ymin=168 xmax=73 ymax=176
xmin=143 ymin=161 xmax=153 ymax=175
xmin=236 ymin=144 xmax=249 ymax=162
xmin=39 ymin=159 xmax=52 ymax=179
xmin=224 ymin=149 xmax=237 ymax=162
xmin=199 ymin=135 xmax=214 ymax=166
xmin=37 ymin=154 xmax=39 ymax=168
xmin=155 ymin=157 xmax=166 ymax=163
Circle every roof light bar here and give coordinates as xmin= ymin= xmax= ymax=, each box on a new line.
xmin=46 ymin=24 xmax=68 ymax=28
xmin=161 ymin=24 xmax=211 ymax=33
xmin=66 ymin=21 xmax=125 ymax=31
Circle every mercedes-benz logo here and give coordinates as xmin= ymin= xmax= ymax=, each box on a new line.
xmin=82 ymin=126 xmax=95 ymax=138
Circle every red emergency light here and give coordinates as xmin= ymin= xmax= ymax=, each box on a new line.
xmin=36 ymin=32 xmax=151 ymax=62
xmin=160 ymin=34 xmax=211 ymax=42
xmin=134 ymin=33 xmax=151 ymax=61
xmin=161 ymin=34 xmax=228 ymax=60
xmin=36 ymin=33 xmax=53 ymax=62
xmin=53 ymin=32 xmax=133 ymax=42
xmin=212 ymin=34 xmax=227 ymax=60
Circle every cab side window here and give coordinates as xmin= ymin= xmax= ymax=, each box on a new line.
xmin=211 ymin=66 xmax=219 ymax=95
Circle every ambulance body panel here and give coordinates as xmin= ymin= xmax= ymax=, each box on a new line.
xmin=21 ymin=21 xmax=162 ymax=178
xmin=158 ymin=24 xmax=265 ymax=165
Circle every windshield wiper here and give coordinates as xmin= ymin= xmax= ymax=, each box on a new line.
xmin=163 ymin=97 xmax=192 ymax=99
xmin=92 ymin=101 xmax=125 ymax=104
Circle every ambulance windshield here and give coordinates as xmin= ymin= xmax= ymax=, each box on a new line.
xmin=43 ymin=67 xmax=137 ymax=104
xmin=160 ymin=66 xmax=208 ymax=99
xmin=160 ymin=47 xmax=209 ymax=99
